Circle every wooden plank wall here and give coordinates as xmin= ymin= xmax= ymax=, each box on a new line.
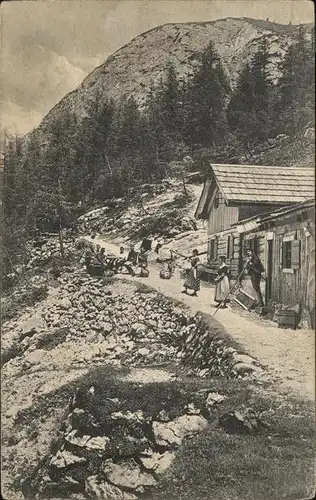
xmin=208 ymin=202 xmax=239 ymax=235
xmin=239 ymin=203 xmax=285 ymax=221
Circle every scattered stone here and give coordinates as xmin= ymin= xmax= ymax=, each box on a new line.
xmin=138 ymin=347 xmax=150 ymax=356
xmin=130 ymin=323 xmax=147 ymax=337
xmin=206 ymin=392 xmax=226 ymax=408
xmin=64 ymin=430 xmax=110 ymax=449
xmin=110 ymin=410 xmax=145 ymax=423
xmin=157 ymin=409 xmax=170 ymax=422
xmin=232 ymin=353 xmax=259 ymax=365
xmin=85 ymin=436 xmax=110 ymax=450
xmin=219 ymin=409 xmax=266 ymax=435
xmin=233 ymin=363 xmax=263 ymax=376
xmin=101 ymin=322 xmax=113 ymax=336
xmin=59 ymin=297 xmax=73 ymax=309
xmin=22 ymin=313 xmax=46 ymax=334
xmin=103 ymin=459 xmax=157 ymax=490
xmin=185 ymin=403 xmax=201 ymax=415
xmin=50 ymin=450 xmax=86 ymax=468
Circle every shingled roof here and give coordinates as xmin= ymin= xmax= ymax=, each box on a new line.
xmin=195 ymin=163 xmax=315 ymax=219
xmin=211 ymin=164 xmax=315 ymax=203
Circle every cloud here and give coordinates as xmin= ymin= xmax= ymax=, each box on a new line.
xmin=1 ymin=48 xmax=88 ymax=134
xmin=1 ymin=101 xmax=43 ymax=136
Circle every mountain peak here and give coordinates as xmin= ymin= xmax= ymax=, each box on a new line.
xmin=36 ymin=17 xmax=306 ymax=135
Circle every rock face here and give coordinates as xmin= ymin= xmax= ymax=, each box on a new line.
xmin=35 ymin=18 xmax=306 ymax=138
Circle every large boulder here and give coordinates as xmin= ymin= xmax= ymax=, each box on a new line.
xmin=140 ymin=450 xmax=175 ymax=474
xmin=102 ymin=459 xmax=157 ymax=490
xmin=152 ymin=414 xmax=208 ymax=447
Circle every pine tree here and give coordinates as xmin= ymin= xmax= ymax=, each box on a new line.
xmin=227 ymin=38 xmax=273 ymax=150
xmin=183 ymin=42 xmax=229 ymax=149
xmin=277 ymin=25 xmax=315 ymax=135
xmin=116 ymin=97 xmax=142 ymax=155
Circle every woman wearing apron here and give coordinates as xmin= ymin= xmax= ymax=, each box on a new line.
xmin=214 ymin=255 xmax=230 ymax=308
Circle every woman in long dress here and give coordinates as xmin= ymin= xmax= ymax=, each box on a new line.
xmin=181 ymin=249 xmax=200 ymax=297
xmin=214 ymin=255 xmax=230 ymax=308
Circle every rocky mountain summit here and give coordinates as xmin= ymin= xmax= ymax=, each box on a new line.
xmin=36 ymin=17 xmax=308 ymax=135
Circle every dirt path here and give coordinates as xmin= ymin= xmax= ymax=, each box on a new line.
xmin=86 ymin=236 xmax=315 ymax=401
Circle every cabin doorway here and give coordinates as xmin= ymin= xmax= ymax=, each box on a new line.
xmin=266 ymin=239 xmax=273 ymax=302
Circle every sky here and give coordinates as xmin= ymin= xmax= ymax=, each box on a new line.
xmin=1 ymin=0 xmax=314 ymax=135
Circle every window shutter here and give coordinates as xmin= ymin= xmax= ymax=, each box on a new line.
xmin=214 ymin=237 xmax=218 ymax=259
xmin=291 ymin=240 xmax=300 ymax=270
xmin=282 ymin=241 xmax=286 ymax=268
xmin=226 ymin=237 xmax=230 ymax=258
xmin=230 ymin=235 xmax=235 ymax=259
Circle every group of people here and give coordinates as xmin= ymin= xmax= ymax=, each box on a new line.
xmin=81 ymin=241 xmax=150 ymax=278
xmin=181 ymin=247 xmax=265 ymax=309
xmin=81 ymin=238 xmax=265 ymax=309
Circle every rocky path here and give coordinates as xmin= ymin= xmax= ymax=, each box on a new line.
xmin=86 ymin=236 xmax=315 ymax=401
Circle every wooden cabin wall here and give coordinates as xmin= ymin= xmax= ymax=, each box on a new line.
xmin=239 ymin=203 xmax=284 ymax=221
xmin=208 ymin=201 xmax=239 ymax=235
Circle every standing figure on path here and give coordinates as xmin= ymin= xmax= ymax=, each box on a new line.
xmin=181 ymin=249 xmax=200 ymax=297
xmin=245 ymin=248 xmax=265 ymax=306
xmin=136 ymin=247 xmax=149 ymax=277
xmin=214 ymin=255 xmax=230 ymax=308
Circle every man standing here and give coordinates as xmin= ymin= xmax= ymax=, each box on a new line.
xmin=245 ymin=248 xmax=265 ymax=307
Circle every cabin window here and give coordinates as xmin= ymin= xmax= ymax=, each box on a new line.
xmin=214 ymin=195 xmax=219 ymax=209
xmin=282 ymin=241 xmax=292 ymax=268
xmin=282 ymin=239 xmax=300 ymax=270
xmin=209 ymin=237 xmax=218 ymax=260
xmin=227 ymin=235 xmax=234 ymax=259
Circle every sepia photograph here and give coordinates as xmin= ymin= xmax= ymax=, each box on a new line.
xmin=1 ymin=1 xmax=315 ymax=499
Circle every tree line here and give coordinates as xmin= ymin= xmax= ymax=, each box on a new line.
xmin=2 ymin=25 xmax=314 ymax=271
